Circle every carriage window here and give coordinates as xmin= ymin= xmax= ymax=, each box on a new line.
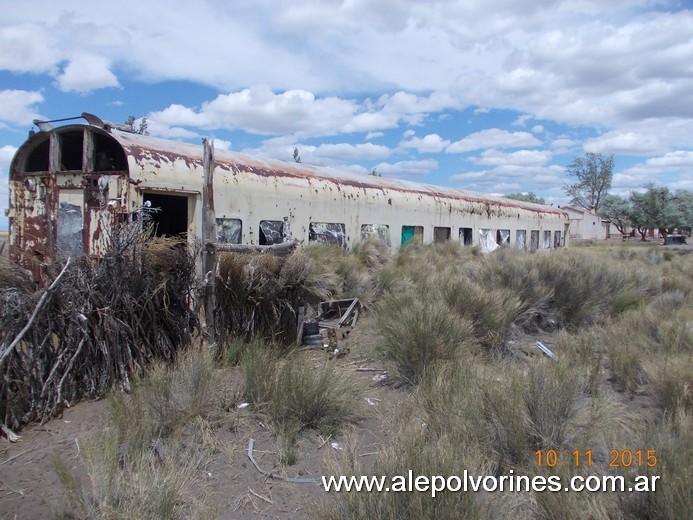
xmin=543 ymin=230 xmax=552 ymax=249
xmin=554 ymin=230 xmax=562 ymax=248
xmin=216 ymin=218 xmax=242 ymax=244
xmin=93 ymin=132 xmax=128 ymax=171
xmin=401 ymin=225 xmax=423 ymax=246
xmin=496 ymin=229 xmax=510 ymax=245
xmin=459 ymin=227 xmax=473 ymax=246
xmin=25 ymin=138 xmax=50 ymax=172
xmin=59 ymin=131 xmax=84 ymax=171
xmin=434 ymin=227 xmax=451 ymax=243
xmin=259 ymin=220 xmax=284 ymax=245
xmin=479 ymin=229 xmax=499 ymax=253
xmin=360 ymin=224 xmax=390 ymax=246
xmin=515 ymin=230 xmax=527 ymax=250
xmin=309 ymin=222 xmax=346 ymax=247
xmin=530 ymin=230 xmax=540 ymax=252
xmin=57 ymin=190 xmax=84 ymax=256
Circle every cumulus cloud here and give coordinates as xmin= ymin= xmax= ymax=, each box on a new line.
xmin=400 ymin=133 xmax=451 ymax=153
xmin=0 ymin=90 xmax=44 ymax=126
xmin=0 ymin=23 xmax=61 ymax=73
xmin=447 ymin=129 xmax=542 ymax=153
xmin=55 ymin=54 xmax=120 ymax=92
xmin=150 ymin=87 xmax=458 ymax=138
xmin=471 ymin=149 xmax=551 ymax=167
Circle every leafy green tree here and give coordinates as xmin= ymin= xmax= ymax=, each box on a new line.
xmin=598 ymin=194 xmax=633 ymax=235
xmin=630 ymin=184 xmax=684 ymax=241
xmin=673 ymin=189 xmax=693 ymax=234
xmin=293 ymin=147 xmax=301 ymax=163
xmin=370 ymin=167 xmax=381 ymax=177
xmin=564 ymin=152 xmax=614 ymax=211
xmin=504 ymin=192 xmax=545 ymax=204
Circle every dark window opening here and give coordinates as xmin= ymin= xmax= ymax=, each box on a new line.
xmin=259 ymin=220 xmax=284 ymax=245
xmin=93 ymin=133 xmax=127 ymax=171
xmin=554 ymin=230 xmax=562 ymax=248
xmin=309 ymin=222 xmax=346 ymax=247
xmin=25 ymin=138 xmax=50 ymax=172
xmin=216 ymin=218 xmax=242 ymax=244
xmin=143 ymin=193 xmax=189 ymax=237
xmin=434 ymin=226 xmax=451 ymax=243
xmin=496 ymin=229 xmax=510 ymax=245
xmin=60 ymin=131 xmax=84 ymax=171
xmin=543 ymin=230 xmax=552 ymax=249
xmin=401 ymin=225 xmax=423 ymax=246
xmin=530 ymin=230 xmax=540 ymax=252
xmin=459 ymin=227 xmax=473 ymax=246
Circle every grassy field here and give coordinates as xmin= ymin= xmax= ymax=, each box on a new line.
xmin=2 ymin=240 xmax=690 ymax=519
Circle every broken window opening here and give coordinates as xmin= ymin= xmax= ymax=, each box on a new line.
xmin=401 ymin=225 xmax=423 ymax=246
xmin=496 ymin=229 xmax=510 ymax=245
xmin=360 ymin=224 xmax=391 ymax=246
xmin=57 ymin=190 xmax=84 ymax=256
xmin=434 ymin=226 xmax=451 ymax=243
xmin=459 ymin=227 xmax=473 ymax=246
xmin=259 ymin=220 xmax=284 ymax=245
xmin=93 ymin=133 xmax=128 ymax=171
xmin=554 ymin=230 xmax=562 ymax=248
xmin=479 ymin=228 xmax=499 ymax=253
xmin=309 ymin=222 xmax=347 ymax=248
xmin=515 ymin=230 xmax=527 ymax=250
xmin=216 ymin=218 xmax=242 ymax=244
xmin=543 ymin=230 xmax=552 ymax=249
xmin=530 ymin=230 xmax=540 ymax=252
xmin=25 ymin=138 xmax=50 ymax=173
xmin=142 ymin=193 xmax=189 ymax=238
xmin=59 ymin=131 xmax=84 ymax=171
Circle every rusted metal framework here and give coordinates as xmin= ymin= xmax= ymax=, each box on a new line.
xmin=7 ymin=113 xmax=570 ymax=281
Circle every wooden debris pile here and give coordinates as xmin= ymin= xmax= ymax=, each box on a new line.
xmin=0 ymin=236 xmax=199 ymax=430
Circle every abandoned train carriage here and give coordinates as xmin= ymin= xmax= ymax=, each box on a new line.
xmin=7 ymin=114 xmax=569 ymax=279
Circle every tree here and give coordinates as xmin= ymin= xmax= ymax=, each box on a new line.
xmin=504 ymin=192 xmax=545 ymax=204
xmin=630 ymin=184 xmax=683 ymax=241
xmin=293 ymin=147 xmax=301 ymax=163
xmin=598 ymin=194 xmax=633 ymax=235
xmin=564 ymin=152 xmax=614 ymax=211
xmin=124 ymin=115 xmax=149 ymax=135
xmin=370 ymin=167 xmax=381 ymax=177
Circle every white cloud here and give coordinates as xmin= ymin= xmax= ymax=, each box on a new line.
xmin=471 ymin=149 xmax=551 ymax=167
xmin=449 ymin=164 xmax=565 ymax=195
xmin=446 ymin=129 xmax=542 ymax=153
xmin=400 ymin=133 xmax=451 ymax=153
xmin=0 ymin=23 xmax=61 ymax=73
xmin=0 ymin=90 xmax=44 ymax=126
xmin=150 ymin=87 xmax=458 ymax=138
xmin=374 ymin=159 xmax=438 ymax=178
xmin=615 ymin=150 xmax=693 ymax=190
xmin=56 ymin=54 xmax=120 ymax=92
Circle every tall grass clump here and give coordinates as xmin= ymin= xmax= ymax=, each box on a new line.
xmin=241 ymin=344 xmax=361 ymax=459
xmin=374 ymin=289 xmax=477 ymax=385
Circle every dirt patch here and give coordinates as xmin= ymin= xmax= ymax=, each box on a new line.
xmin=0 ymin=347 xmax=394 ymax=519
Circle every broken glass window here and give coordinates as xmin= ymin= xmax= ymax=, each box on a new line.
xmin=497 ymin=229 xmax=510 ymax=245
xmin=554 ymin=230 xmax=562 ymax=248
xmin=530 ymin=230 xmax=540 ymax=251
xmin=259 ymin=220 xmax=284 ymax=245
xmin=309 ymin=222 xmax=346 ymax=248
xmin=57 ymin=197 xmax=84 ymax=256
xmin=479 ymin=228 xmax=499 ymax=253
xmin=543 ymin=230 xmax=552 ymax=249
xmin=515 ymin=230 xmax=527 ymax=250
xmin=360 ymin=224 xmax=391 ymax=246
xmin=216 ymin=218 xmax=242 ymax=244
xmin=459 ymin=227 xmax=473 ymax=246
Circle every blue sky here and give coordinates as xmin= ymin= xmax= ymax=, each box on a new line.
xmin=2 ymin=0 xmax=693 ymax=230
